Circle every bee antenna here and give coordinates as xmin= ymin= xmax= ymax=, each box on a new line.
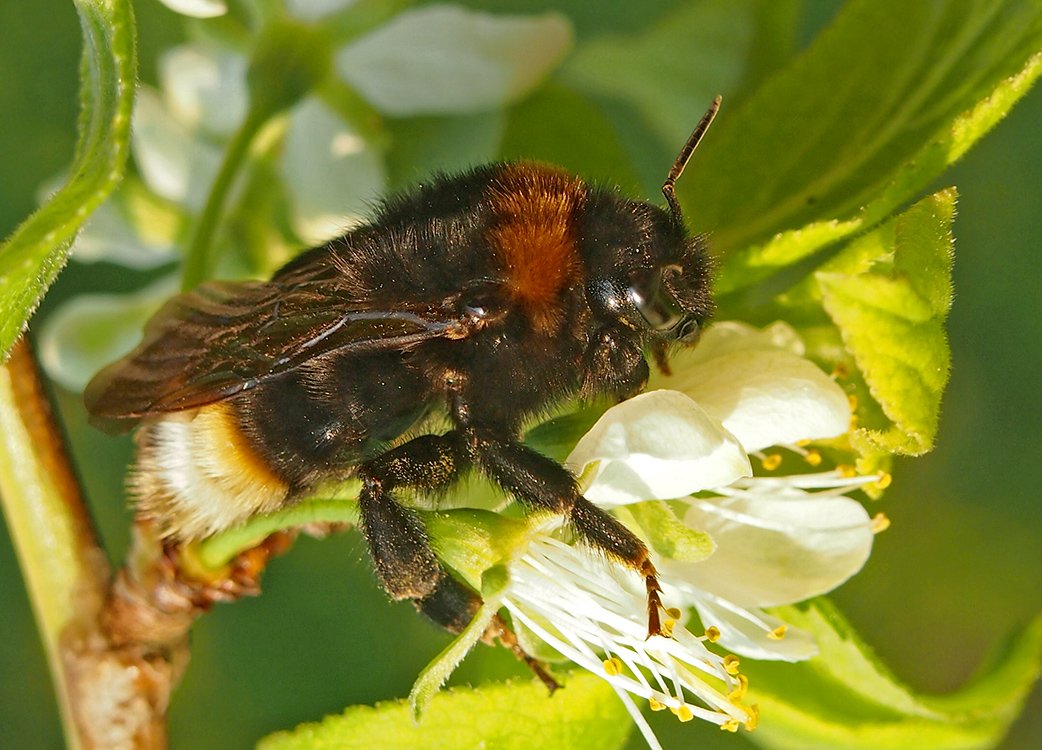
xmin=662 ymin=95 xmax=722 ymax=223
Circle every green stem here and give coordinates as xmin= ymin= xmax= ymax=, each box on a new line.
xmin=180 ymin=105 xmax=269 ymax=291
xmin=0 ymin=340 xmax=110 ymax=750
xmin=196 ymin=494 xmax=361 ymax=569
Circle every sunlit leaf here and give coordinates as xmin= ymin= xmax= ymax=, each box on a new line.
xmin=699 ymin=0 xmax=1042 ymax=294
xmin=744 ymin=599 xmax=1042 ymax=750
xmin=258 ymin=672 xmax=631 ymax=750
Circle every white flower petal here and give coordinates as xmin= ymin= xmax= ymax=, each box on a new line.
xmin=658 ymin=348 xmax=850 ymax=452
xmin=685 ymin=320 xmax=805 ymax=362
xmin=286 ymin=0 xmax=355 ymax=22
xmin=38 ymin=278 xmax=178 ymax=392
xmin=156 ymin=0 xmax=227 ymax=18
xmin=335 ymin=6 xmax=573 ymax=115
xmin=567 ymin=390 xmax=751 ymax=507
xmin=132 ymin=88 xmax=222 ymax=211
xmin=281 ymin=98 xmax=386 ymax=244
xmin=159 ymin=44 xmax=248 ymax=137
xmin=672 ymin=488 xmax=873 ymax=609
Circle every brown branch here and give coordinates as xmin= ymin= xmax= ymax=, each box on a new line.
xmin=2 ymin=338 xmax=295 ymax=749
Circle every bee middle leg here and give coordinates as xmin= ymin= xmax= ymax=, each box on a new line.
xmin=472 ymin=433 xmax=666 ymax=637
xmin=358 ymin=434 xmax=558 ymax=687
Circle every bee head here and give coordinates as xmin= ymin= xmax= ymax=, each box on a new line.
xmin=581 ymin=199 xmax=712 ymax=345
xmin=582 ymin=96 xmax=720 ymax=347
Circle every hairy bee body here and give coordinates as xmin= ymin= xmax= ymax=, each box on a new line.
xmin=87 ymin=99 xmax=721 ymax=640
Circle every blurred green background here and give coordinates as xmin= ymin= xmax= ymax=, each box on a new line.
xmin=1 ymin=2 xmax=1040 ymax=749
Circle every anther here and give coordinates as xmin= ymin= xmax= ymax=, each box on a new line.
xmin=603 ymin=657 xmax=624 ymax=676
xmin=744 ymin=704 xmax=760 ymax=731
xmin=720 ymin=719 xmax=741 ymax=733
xmin=649 ymin=697 xmax=666 ymax=712
xmin=722 ymin=654 xmax=740 ymax=675
xmin=804 ymin=449 xmax=822 ymax=467
xmin=871 ymin=512 xmax=891 ymax=533
xmin=874 ymin=471 xmax=893 ymax=490
xmin=704 ymin=626 xmax=721 ymax=643
xmin=761 ymin=453 xmax=782 ymax=471
xmin=768 ymin=625 xmax=787 ymax=640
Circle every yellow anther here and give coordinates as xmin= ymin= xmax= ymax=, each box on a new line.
xmin=848 ymin=413 xmax=860 ymax=430
xmin=744 ymin=704 xmax=760 ymax=731
xmin=796 ymin=438 xmax=812 ymax=447
xmin=675 ymin=705 xmax=694 ymax=722
xmin=832 ymin=362 xmax=850 ymax=379
xmin=603 ymin=657 xmax=623 ymax=676
xmin=871 ymin=512 xmax=891 ymax=533
xmin=728 ymin=674 xmax=750 ymax=702
xmin=761 ymin=453 xmax=782 ymax=471
xmin=838 ymin=463 xmax=857 ymax=478
xmin=847 ymin=393 xmax=859 ymax=412
xmin=665 ymin=607 xmax=682 ymax=619
xmin=804 ymin=448 xmax=822 ymax=467
xmin=662 ymin=619 xmax=676 ymax=637
xmin=720 ymin=719 xmax=741 ymax=733
xmin=873 ymin=471 xmax=893 ymax=490
xmin=768 ymin=625 xmax=788 ymax=640
xmin=723 ymin=654 xmax=741 ymax=675
xmin=649 ymin=697 xmax=667 ymax=712
xmin=704 ymin=626 xmax=721 ymax=643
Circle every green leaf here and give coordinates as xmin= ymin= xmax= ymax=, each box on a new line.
xmin=699 ymin=0 xmax=1042 ymax=295
xmin=500 ymin=84 xmax=643 ymax=195
xmin=561 ymin=0 xmax=757 ymax=146
xmin=259 ymin=671 xmax=632 ymax=750
xmin=742 ymin=599 xmax=1042 ymax=750
xmin=0 ymin=0 xmax=137 ymax=358
xmin=816 ymin=190 xmax=955 ymax=462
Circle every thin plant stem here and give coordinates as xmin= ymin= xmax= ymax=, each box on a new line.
xmin=180 ymin=105 xmax=269 ymax=290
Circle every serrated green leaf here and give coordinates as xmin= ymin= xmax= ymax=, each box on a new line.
xmin=816 ymin=190 xmax=955 ymax=461
xmin=0 ymin=0 xmax=137 ymax=358
xmin=258 ymin=672 xmax=632 ymax=750
xmin=742 ymin=599 xmax=1042 ymax=750
xmin=700 ymin=0 xmax=1042 ymax=295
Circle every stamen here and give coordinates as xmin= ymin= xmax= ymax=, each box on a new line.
xmin=665 ymin=607 xmax=682 ymax=619
xmin=832 ymin=362 xmax=850 ymax=379
xmin=604 ymin=657 xmax=624 ymax=676
xmin=873 ymin=471 xmax=893 ymax=490
xmin=760 ymin=453 xmax=782 ymax=471
xmin=847 ymin=393 xmax=859 ymax=412
xmin=744 ymin=704 xmax=760 ymax=731
xmin=871 ymin=512 xmax=891 ymax=533
xmin=768 ymin=625 xmax=787 ymax=640
xmin=722 ymin=655 xmax=740 ymax=675
xmin=728 ymin=674 xmax=749 ymax=702
xmin=837 ymin=464 xmax=857 ymax=478
xmin=720 ymin=719 xmax=741 ymax=732
xmin=704 ymin=626 xmax=721 ymax=643
xmin=649 ymin=697 xmax=666 ymax=711
xmin=804 ymin=448 xmax=822 ymax=467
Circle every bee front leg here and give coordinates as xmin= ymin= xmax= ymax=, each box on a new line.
xmin=471 ymin=433 xmax=666 ymax=638
xmin=581 ymin=324 xmax=649 ymax=399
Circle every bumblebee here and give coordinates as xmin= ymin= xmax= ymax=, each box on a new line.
xmin=86 ymin=98 xmax=721 ymax=639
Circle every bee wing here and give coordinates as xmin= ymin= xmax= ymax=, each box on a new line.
xmin=85 ymin=277 xmax=467 ymax=431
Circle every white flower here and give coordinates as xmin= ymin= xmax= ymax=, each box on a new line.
xmin=501 ymin=523 xmax=756 ymax=749
xmin=566 ymin=322 xmax=879 ymax=661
